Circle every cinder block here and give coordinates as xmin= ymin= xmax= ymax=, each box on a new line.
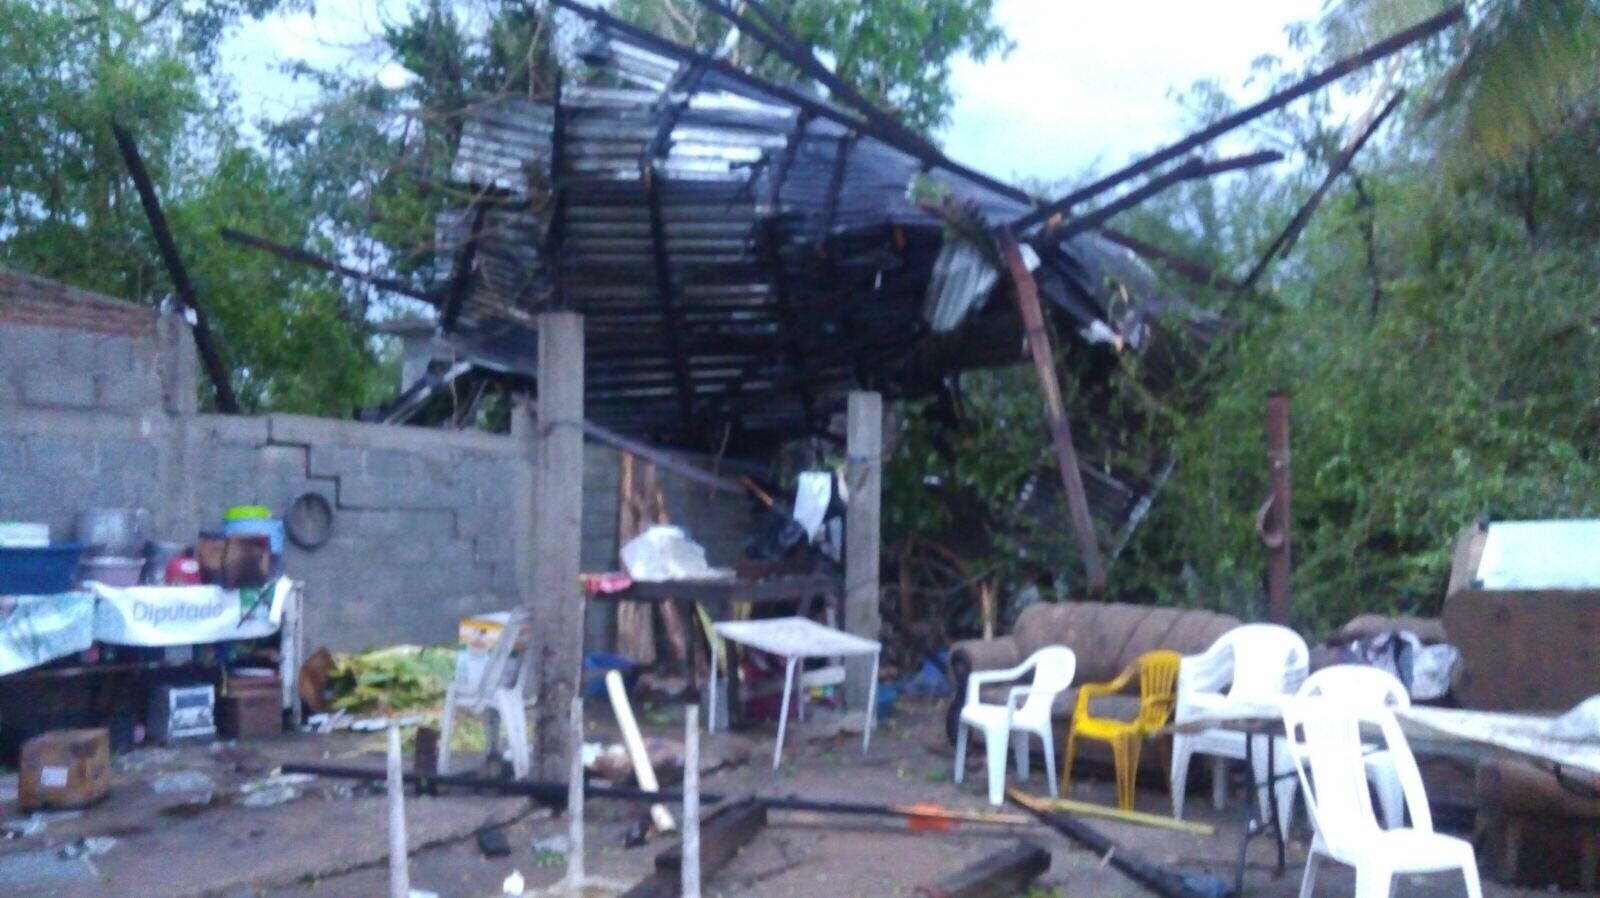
xmin=98 ymin=439 xmax=157 ymax=482
xmin=21 ymin=368 xmax=95 ymax=408
xmin=23 ymin=434 xmax=98 ymax=475
xmin=95 ymin=371 xmax=159 ymax=410
xmin=363 ymin=449 xmax=415 ymax=479
xmin=307 ymin=444 xmax=364 ymax=479
xmin=0 ymin=325 xmax=60 ymax=367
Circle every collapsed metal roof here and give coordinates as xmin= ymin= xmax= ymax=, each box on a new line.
xmin=430 ymin=3 xmax=1181 ymax=453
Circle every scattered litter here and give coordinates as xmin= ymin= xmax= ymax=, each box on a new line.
xmin=3 ymin=813 xmax=48 ymax=839
xmin=56 ymin=836 xmax=116 ymax=860
xmin=239 ymin=786 xmax=296 ymax=808
xmin=502 ymin=869 xmax=526 ymax=896
xmin=113 ymin=746 xmax=178 ymax=772
xmin=350 ymin=714 xmax=424 ymax=732
xmin=531 ymin=833 xmax=570 ymax=855
xmin=150 ymin=770 xmax=215 ymax=795
xmin=477 ymin=826 xmax=511 ymax=858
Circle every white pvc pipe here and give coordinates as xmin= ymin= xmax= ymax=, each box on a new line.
xmin=682 ymin=704 xmax=701 ymax=898
xmin=565 ymin=695 xmax=585 ymax=888
xmin=605 ymin=669 xmax=676 ymax=832
xmin=386 ymin=722 xmax=410 ymax=898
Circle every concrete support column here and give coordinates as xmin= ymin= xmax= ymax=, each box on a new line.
xmin=529 ymin=311 xmax=585 ymax=780
xmin=844 ymin=390 xmax=882 ymax=711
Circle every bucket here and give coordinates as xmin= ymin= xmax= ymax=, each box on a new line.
xmin=223 ymin=517 xmax=284 ymax=556
xmin=81 ymin=556 xmax=145 ymax=588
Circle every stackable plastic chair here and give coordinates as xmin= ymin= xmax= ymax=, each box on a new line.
xmin=1282 ymin=695 xmax=1483 ymax=898
xmin=1171 ymin=623 xmax=1309 ymax=836
xmin=954 ymin=646 xmax=1076 ymax=805
xmin=1297 ymin=664 xmax=1412 ymax=829
xmin=1062 ymin=649 xmax=1183 ymax=810
xmin=439 ymin=611 xmax=532 ymax=778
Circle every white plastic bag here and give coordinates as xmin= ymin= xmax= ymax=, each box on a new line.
xmin=619 ymin=525 xmax=729 ymax=581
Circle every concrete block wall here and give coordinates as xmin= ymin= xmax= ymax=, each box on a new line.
xmin=2 ymin=270 xmax=752 ymax=653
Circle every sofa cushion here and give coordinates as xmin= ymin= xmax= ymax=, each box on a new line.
xmin=1003 ymin=600 xmax=1241 ymax=686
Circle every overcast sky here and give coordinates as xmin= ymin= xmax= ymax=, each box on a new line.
xmin=220 ymin=0 xmax=1327 ymax=185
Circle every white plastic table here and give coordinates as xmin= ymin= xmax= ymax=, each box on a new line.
xmin=706 ymin=616 xmax=882 ymax=769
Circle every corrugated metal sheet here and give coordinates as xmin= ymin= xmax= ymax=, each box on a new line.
xmin=432 ymin=22 xmax=1179 ymax=467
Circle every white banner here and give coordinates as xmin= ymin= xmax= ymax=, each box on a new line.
xmin=0 ymin=592 xmax=96 ymax=676
xmin=91 ymin=579 xmax=288 ymax=646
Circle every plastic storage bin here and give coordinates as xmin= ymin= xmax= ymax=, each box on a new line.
xmin=0 ymin=543 xmax=84 ymax=594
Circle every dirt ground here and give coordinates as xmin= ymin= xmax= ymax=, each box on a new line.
xmin=0 ymin=696 xmax=1554 ymax=898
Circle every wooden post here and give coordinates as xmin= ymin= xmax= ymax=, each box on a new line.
xmin=531 ymin=311 xmax=586 ymax=781
xmin=1263 ymin=392 xmax=1292 ymax=624
xmin=682 ymin=704 xmax=701 ymax=898
xmin=616 ymin=453 xmax=659 ymax=664
xmin=565 ymin=695 xmax=585 ymax=888
xmin=386 ymin=723 xmax=410 ymax=898
xmin=845 ymin=391 xmax=883 ymax=711
xmin=997 ymin=229 xmax=1106 ymax=594
xmin=912 ymin=841 xmax=1051 ymax=898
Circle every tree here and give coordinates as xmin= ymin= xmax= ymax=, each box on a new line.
xmin=0 ymin=0 xmax=389 ymax=415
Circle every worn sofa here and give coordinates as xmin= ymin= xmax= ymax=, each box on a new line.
xmin=945 ymin=601 xmax=1242 ymax=772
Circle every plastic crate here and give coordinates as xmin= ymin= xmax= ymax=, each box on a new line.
xmin=0 ymin=543 xmax=85 ymax=595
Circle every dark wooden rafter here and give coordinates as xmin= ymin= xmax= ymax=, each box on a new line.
xmin=1099 ymin=227 xmax=1241 ymax=292
xmin=219 ymin=229 xmax=437 ymax=304
xmin=1015 ymin=5 xmax=1464 ymax=232
xmin=642 ymin=61 xmax=712 ymax=430
xmin=111 ymin=123 xmax=240 ymax=414
xmin=997 ymin=228 xmax=1106 ymax=594
xmin=1238 ymin=90 xmax=1406 ymax=293
xmin=1038 ymin=150 xmax=1283 ymax=244
xmin=817 ymin=131 xmax=858 ymax=252
xmin=441 ymin=203 xmax=491 ymax=331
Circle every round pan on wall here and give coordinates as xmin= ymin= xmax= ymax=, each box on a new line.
xmin=286 ymin=492 xmax=333 ymax=550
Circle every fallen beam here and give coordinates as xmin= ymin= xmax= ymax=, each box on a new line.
xmin=1041 ymin=151 xmax=1283 ymax=242
xmin=913 ymin=840 xmax=1051 ymax=898
xmin=1009 ymin=789 xmax=1212 ymax=898
xmin=620 ymin=797 xmax=767 ymax=898
xmin=111 ymin=123 xmax=241 ymax=414
xmin=277 ymin=761 xmax=720 ymax=805
xmin=219 ymin=228 xmax=438 ymax=304
xmin=1031 ymin=795 xmax=1216 ymax=836
xmin=998 ymin=229 xmax=1106 ymax=593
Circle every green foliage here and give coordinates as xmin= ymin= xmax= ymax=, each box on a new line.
xmin=329 ymin=644 xmax=458 ymax=713
xmin=0 ymin=0 xmax=388 ymax=415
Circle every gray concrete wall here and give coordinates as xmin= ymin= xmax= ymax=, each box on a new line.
xmin=1 ymin=271 xmax=751 ymax=653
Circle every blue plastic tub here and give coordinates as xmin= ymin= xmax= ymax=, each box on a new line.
xmin=0 ymin=543 xmax=85 ymax=594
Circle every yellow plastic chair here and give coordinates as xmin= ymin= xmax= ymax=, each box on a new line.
xmin=1061 ymin=649 xmax=1183 ymax=810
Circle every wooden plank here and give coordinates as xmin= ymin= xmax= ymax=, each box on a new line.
xmin=997 ymin=231 xmax=1106 ymax=593
xmin=845 ymin=391 xmax=883 ymax=710
xmin=615 ymin=453 xmax=658 ymax=664
xmin=655 ymin=797 xmax=766 ymax=876
xmin=912 ymin=841 xmax=1051 ymax=898
xmin=530 ymin=311 xmax=586 ymax=781
xmin=1008 ymin=789 xmax=1205 ymax=898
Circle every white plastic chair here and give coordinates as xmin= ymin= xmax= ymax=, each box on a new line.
xmin=439 ymin=611 xmax=532 ymax=779
xmin=1298 ymin=664 xmax=1411 ymax=830
xmin=1282 ymin=695 xmax=1483 ymax=898
xmin=1171 ymin=623 xmax=1309 ymax=837
xmin=954 ymin=646 xmax=1076 ymax=806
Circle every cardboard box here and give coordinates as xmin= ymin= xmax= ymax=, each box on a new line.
xmin=19 ymin=728 xmax=111 ymax=810
xmin=455 ymin=611 xmax=526 ymax=686
xmin=218 ymin=691 xmax=282 ymax=739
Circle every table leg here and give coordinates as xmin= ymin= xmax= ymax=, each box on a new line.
xmin=708 ymin=633 xmax=719 ymax=735
xmin=774 ymin=656 xmax=798 ymax=770
xmin=1266 ymin=735 xmax=1285 ymax=875
xmin=863 ymin=651 xmax=879 ymax=753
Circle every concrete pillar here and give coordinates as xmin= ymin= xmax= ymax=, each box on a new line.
xmin=529 ymin=311 xmax=585 ymax=780
xmin=844 ymin=390 xmax=882 ymax=711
